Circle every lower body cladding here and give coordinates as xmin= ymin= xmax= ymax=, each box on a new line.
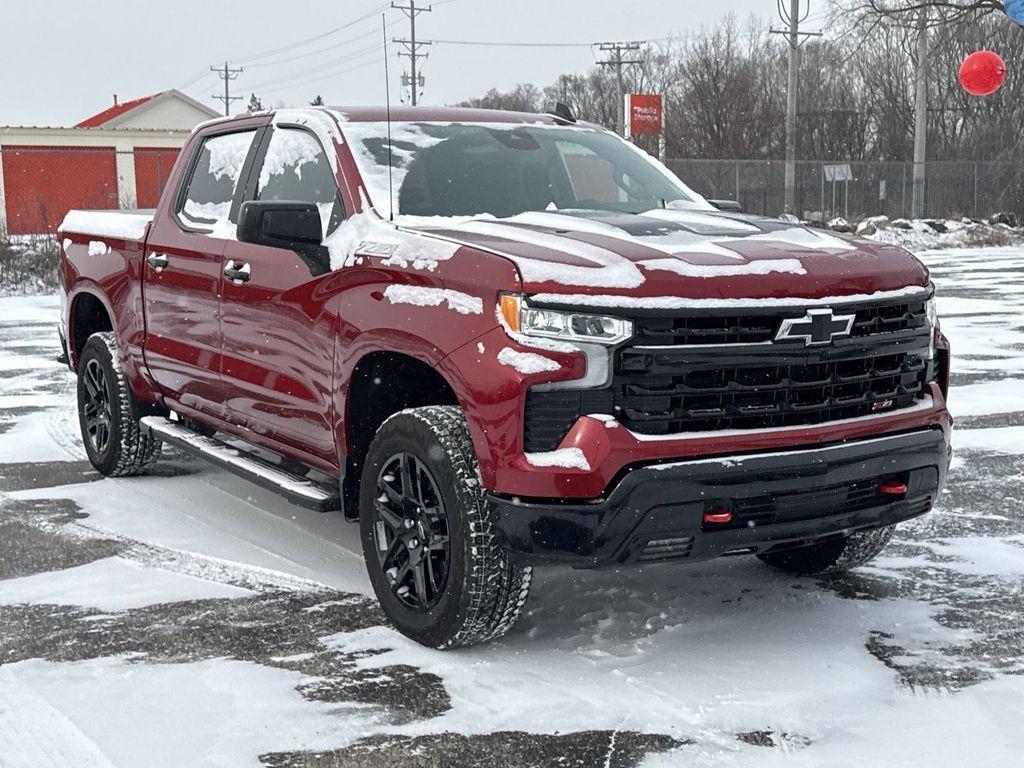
xmin=488 ymin=428 xmax=949 ymax=569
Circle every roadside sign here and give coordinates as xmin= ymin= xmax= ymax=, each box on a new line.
xmin=824 ymin=163 xmax=853 ymax=182
xmin=626 ymin=94 xmax=663 ymax=136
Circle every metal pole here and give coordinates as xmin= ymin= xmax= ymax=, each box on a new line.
xmin=974 ymin=161 xmax=979 ymax=217
xmin=820 ymin=162 xmax=826 ymax=219
xmin=784 ymin=0 xmax=799 ymax=214
xmin=911 ymin=11 xmax=928 ymax=218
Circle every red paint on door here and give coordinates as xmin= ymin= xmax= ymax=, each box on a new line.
xmin=2 ymin=145 xmax=118 ymax=234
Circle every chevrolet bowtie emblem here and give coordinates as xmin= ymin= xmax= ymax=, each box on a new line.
xmin=775 ymin=308 xmax=856 ymax=346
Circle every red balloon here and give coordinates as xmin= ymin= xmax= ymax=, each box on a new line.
xmin=959 ymin=50 xmax=1007 ymax=96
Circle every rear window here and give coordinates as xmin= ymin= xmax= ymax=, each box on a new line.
xmin=178 ymin=130 xmax=257 ymax=230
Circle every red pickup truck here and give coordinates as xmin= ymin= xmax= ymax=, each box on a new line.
xmin=58 ymin=106 xmax=951 ymax=648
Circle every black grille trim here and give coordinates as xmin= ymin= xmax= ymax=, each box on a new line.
xmin=630 ymin=295 xmax=930 ymax=347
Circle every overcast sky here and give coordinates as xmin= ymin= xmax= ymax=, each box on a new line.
xmin=0 ymin=0 xmax=829 ymax=127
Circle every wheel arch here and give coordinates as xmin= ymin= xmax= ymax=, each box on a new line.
xmin=68 ymin=288 xmax=114 ymax=370
xmin=341 ymin=349 xmax=464 ymax=518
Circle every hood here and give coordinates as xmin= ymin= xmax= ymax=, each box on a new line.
xmin=413 ymin=209 xmax=929 ymax=304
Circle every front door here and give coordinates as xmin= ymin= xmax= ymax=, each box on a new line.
xmin=219 ymin=125 xmax=345 ymax=464
xmin=143 ymin=127 xmax=261 ymax=421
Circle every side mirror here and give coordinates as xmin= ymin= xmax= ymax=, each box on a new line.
xmin=708 ymin=199 xmax=743 ymax=213
xmin=237 ymin=201 xmax=323 ymax=252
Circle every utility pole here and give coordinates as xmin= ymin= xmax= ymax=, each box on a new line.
xmin=211 ymin=61 xmax=243 ymax=116
xmin=392 ymin=0 xmax=432 ymax=106
xmin=771 ymin=1 xmax=821 ymax=216
xmin=598 ymin=42 xmax=642 ymax=137
xmin=911 ymin=9 xmax=929 ymax=219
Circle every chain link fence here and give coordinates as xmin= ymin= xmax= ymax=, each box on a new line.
xmin=666 ymin=159 xmax=1024 ymax=222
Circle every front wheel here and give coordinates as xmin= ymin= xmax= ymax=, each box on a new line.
xmin=359 ymin=406 xmax=531 ymax=649
xmin=77 ymin=332 xmax=161 ymax=476
xmin=757 ymin=525 xmax=895 ymax=576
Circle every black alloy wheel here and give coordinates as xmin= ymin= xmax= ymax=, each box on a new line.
xmin=81 ymin=357 xmax=113 ymax=454
xmin=372 ymin=452 xmax=451 ymax=611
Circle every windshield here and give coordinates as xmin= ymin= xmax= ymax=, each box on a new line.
xmin=341 ymin=121 xmax=711 ymax=220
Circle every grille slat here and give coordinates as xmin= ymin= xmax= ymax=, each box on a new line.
xmin=615 ymin=348 xmax=929 ymax=435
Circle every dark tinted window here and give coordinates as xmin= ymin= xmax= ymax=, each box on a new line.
xmin=257 ymin=128 xmax=343 ymax=235
xmin=178 ymin=130 xmax=257 ymax=229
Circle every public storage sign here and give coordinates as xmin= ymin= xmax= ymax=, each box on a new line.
xmin=626 ymin=93 xmax=663 ymax=135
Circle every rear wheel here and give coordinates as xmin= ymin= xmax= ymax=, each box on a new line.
xmin=757 ymin=525 xmax=895 ymax=575
xmin=77 ymin=332 xmax=161 ymax=477
xmin=359 ymin=406 xmax=531 ymax=648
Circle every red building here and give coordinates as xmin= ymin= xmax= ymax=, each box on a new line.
xmin=0 ymin=90 xmax=218 ymax=236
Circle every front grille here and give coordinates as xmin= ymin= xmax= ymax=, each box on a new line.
xmin=522 ymin=294 xmax=934 ymax=451
xmin=616 ymin=348 xmax=929 ymax=435
xmin=632 ymin=295 xmax=929 ymax=347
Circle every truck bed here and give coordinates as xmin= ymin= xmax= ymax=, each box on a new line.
xmin=59 ymin=209 xmax=155 ymax=243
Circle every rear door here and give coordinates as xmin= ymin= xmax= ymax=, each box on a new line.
xmin=218 ymin=125 xmax=345 ymax=464
xmin=143 ymin=127 xmax=262 ymax=421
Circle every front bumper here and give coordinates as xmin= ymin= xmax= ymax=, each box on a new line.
xmin=489 ymin=427 xmax=949 ymax=569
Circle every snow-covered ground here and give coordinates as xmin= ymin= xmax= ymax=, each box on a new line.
xmin=1 ymin=247 xmax=1023 ymax=767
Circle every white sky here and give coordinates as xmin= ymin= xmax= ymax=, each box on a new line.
xmin=0 ymin=0 xmax=829 ymax=127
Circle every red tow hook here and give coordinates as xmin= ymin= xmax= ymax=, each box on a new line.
xmin=703 ymin=508 xmax=734 ymax=524
xmin=876 ymin=479 xmax=909 ymax=496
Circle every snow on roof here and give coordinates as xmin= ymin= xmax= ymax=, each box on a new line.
xmin=75 ymin=93 xmax=162 ymax=128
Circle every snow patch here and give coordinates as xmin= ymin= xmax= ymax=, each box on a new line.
xmin=383 ymin=285 xmax=483 ymax=315
xmin=59 ymin=210 xmax=153 ymax=241
xmin=497 ymin=347 xmax=561 ymax=374
xmin=457 ymin=219 xmax=645 ymax=288
xmin=529 ymin=285 xmax=930 ymax=311
xmin=0 ymin=557 xmax=252 ymax=612
xmin=524 ymin=447 xmax=591 ymax=470
xmin=641 ymin=256 xmax=805 ymax=278
xmin=87 ymin=240 xmax=109 ymax=256
xmin=323 ymin=207 xmax=460 ymax=272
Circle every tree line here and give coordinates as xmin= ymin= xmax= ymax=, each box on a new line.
xmin=458 ymin=10 xmax=1023 ymax=162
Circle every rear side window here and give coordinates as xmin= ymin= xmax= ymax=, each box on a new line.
xmin=178 ymin=130 xmax=258 ymax=230
xmin=256 ymin=128 xmax=343 ymax=235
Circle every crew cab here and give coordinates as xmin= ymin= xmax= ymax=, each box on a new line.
xmin=57 ymin=106 xmax=952 ymax=648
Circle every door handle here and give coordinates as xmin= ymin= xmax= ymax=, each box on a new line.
xmin=147 ymin=253 xmax=169 ymax=271
xmin=224 ymin=261 xmax=251 ymax=283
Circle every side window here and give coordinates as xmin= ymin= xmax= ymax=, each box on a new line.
xmin=257 ymin=128 xmax=343 ymax=235
xmin=178 ymin=130 xmax=258 ymax=230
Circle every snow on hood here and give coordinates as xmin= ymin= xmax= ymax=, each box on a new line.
xmin=399 ymin=208 xmax=926 ymax=297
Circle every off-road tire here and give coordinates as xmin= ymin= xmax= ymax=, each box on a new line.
xmin=77 ymin=332 xmax=162 ymax=476
xmin=757 ymin=525 xmax=896 ymax=576
xmin=359 ymin=406 xmax=532 ymax=649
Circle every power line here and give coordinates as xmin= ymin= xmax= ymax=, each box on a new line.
xmin=597 ymin=41 xmax=643 ymax=137
xmin=259 ymin=56 xmax=382 ymax=97
xmin=392 ymin=0 xmax=432 ymax=106
xmin=245 ymin=20 xmax=402 ymax=69
xmin=232 ymin=1 xmax=391 ymax=64
xmin=211 ymin=61 xmax=244 ymax=115
xmin=245 ymin=43 xmax=384 ymax=92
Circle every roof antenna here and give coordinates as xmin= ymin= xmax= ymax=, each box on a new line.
xmin=382 ymin=13 xmax=395 ymax=222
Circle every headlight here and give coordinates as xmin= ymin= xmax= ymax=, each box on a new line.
xmin=499 ymin=295 xmax=632 ymax=345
